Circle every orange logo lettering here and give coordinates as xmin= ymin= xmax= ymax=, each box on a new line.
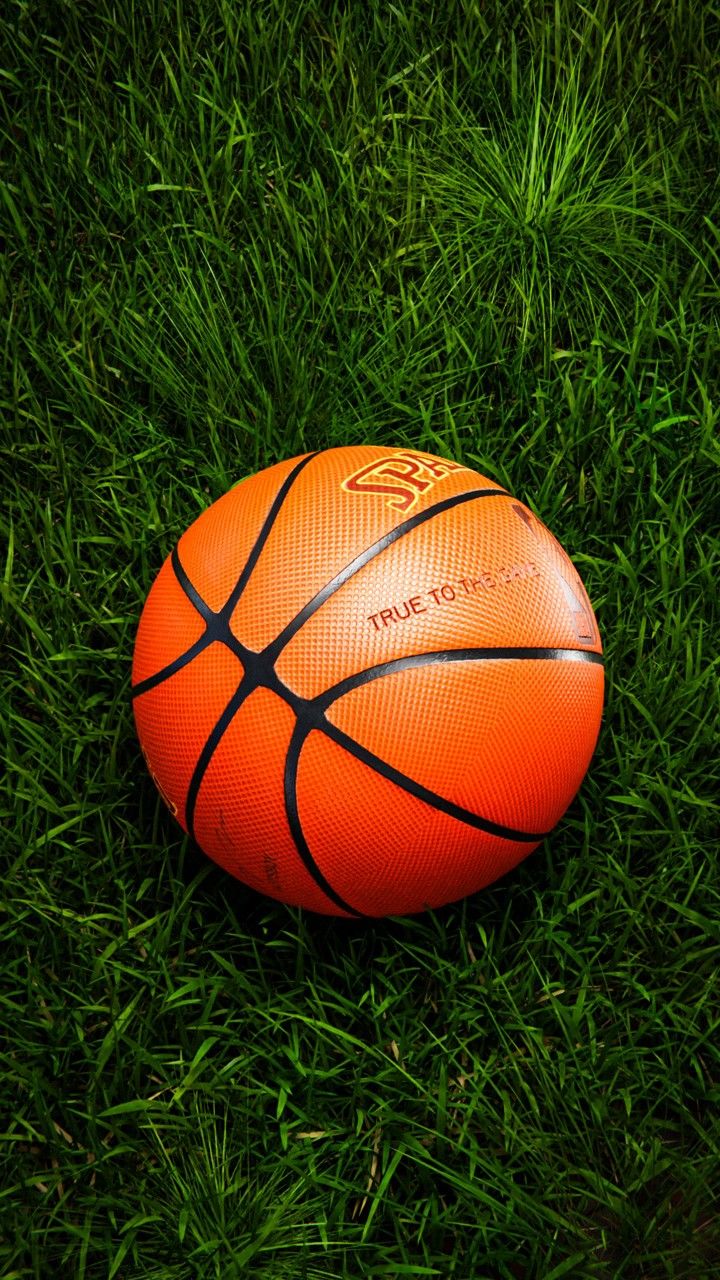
xmin=342 ymin=451 xmax=466 ymax=513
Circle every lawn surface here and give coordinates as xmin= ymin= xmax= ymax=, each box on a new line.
xmin=2 ymin=1 xmax=719 ymax=1276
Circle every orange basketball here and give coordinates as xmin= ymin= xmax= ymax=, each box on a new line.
xmin=132 ymin=446 xmax=603 ymax=917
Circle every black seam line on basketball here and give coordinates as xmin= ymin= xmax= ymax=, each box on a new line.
xmin=264 ymin=487 xmax=509 ymax=662
xmin=171 ymin=545 xmax=215 ymax=621
xmin=132 ymin=454 xmax=319 ymax=702
xmin=131 ymin=546 xmax=216 ymax=701
xmin=185 ymin=677 xmax=254 ymax=841
xmin=316 ymin=718 xmax=549 ymax=843
xmin=131 ymin=633 xmax=214 ymax=700
xmin=131 ymin=546 xmax=240 ymax=702
xmin=218 ymin=451 xmax=320 ymax=620
xmin=284 ymin=721 xmax=368 ymax=918
xmin=130 ymin=624 xmax=251 ymax=701
xmin=314 ymin=646 xmax=605 ymax=710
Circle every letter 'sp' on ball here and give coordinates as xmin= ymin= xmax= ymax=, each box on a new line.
xmin=132 ymin=447 xmax=603 ymax=918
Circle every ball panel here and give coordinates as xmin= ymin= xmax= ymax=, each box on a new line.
xmin=192 ymin=687 xmax=352 ymax=916
xmin=229 ymin=446 xmax=491 ymax=654
xmin=176 ymin=453 xmax=312 ymax=615
xmin=507 ymin=499 xmax=601 ymax=650
xmin=132 ymin=642 xmax=244 ymax=829
xmin=132 ymin=553 xmax=206 ymax=688
xmin=296 ymin=729 xmax=537 ymax=916
xmin=325 ymin=658 xmax=604 ymax=836
xmin=274 ymin=497 xmax=599 ymax=701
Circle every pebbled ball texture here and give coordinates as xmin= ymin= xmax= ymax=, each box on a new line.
xmin=132 ymin=446 xmax=604 ymax=918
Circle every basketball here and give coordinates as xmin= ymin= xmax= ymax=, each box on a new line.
xmin=132 ymin=446 xmax=604 ymax=917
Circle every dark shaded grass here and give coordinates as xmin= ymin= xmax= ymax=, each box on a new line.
xmin=2 ymin=1 xmax=720 ymax=1276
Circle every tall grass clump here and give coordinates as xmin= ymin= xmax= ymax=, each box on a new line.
xmin=397 ymin=34 xmax=705 ymax=373
xmin=113 ymin=1100 xmax=347 ymax=1280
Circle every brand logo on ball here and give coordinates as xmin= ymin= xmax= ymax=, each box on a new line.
xmin=341 ymin=451 xmax=467 ymax=513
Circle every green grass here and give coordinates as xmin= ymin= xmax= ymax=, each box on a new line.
xmin=1 ymin=0 xmax=719 ymax=1276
